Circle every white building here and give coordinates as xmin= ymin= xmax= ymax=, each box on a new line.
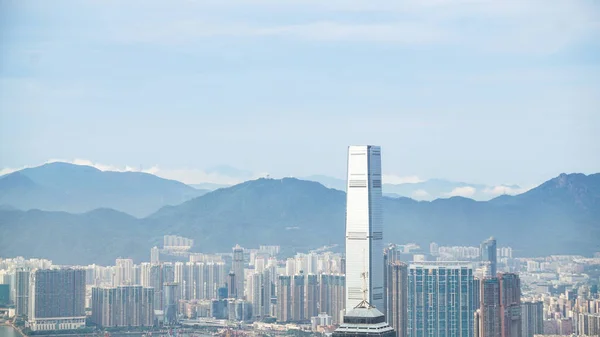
xmin=344 ymin=145 xmax=384 ymax=310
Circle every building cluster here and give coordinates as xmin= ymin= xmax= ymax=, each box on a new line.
xmin=0 ymin=146 xmax=599 ymax=337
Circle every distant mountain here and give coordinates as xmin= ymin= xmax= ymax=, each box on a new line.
xmin=0 ymin=162 xmax=208 ymax=217
xmin=190 ymin=183 xmax=231 ymax=191
xmin=303 ymin=175 xmax=523 ymax=201
xmin=0 ymin=173 xmax=598 ymax=265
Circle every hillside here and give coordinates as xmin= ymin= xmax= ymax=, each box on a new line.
xmin=0 ymin=173 xmax=598 ymax=265
xmin=0 ymin=162 xmax=208 ymax=217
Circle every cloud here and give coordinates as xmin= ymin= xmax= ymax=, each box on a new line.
xmin=483 ymin=185 xmax=533 ymax=196
xmin=383 ymin=174 xmax=424 ymax=184
xmin=445 ymin=186 xmax=477 ymax=198
xmin=411 ymin=189 xmax=431 ymax=199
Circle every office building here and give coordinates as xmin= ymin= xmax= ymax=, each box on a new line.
xmin=0 ymin=284 xmax=9 ymax=306
xmin=385 ymin=261 xmax=408 ymax=337
xmin=408 ymin=262 xmax=475 ymax=337
xmin=16 ymin=269 xmax=29 ymax=317
xmin=91 ymin=286 xmax=154 ymax=327
xmin=333 ymin=295 xmax=395 ymax=337
xmin=233 ymin=245 xmax=245 ymax=299
xmin=521 ymin=301 xmax=543 ymax=337
xmin=164 ymin=282 xmax=179 ymax=325
xmin=345 ymin=145 xmax=384 ymax=310
xmin=28 ymin=268 xmax=86 ymax=331
xmin=481 ymin=237 xmax=497 ymax=277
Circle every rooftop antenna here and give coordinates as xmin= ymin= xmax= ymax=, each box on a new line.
xmin=356 ymin=248 xmax=372 ymax=309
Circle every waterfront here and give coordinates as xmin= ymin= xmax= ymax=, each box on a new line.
xmin=0 ymin=325 xmax=21 ymax=337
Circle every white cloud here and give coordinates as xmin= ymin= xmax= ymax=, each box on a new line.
xmin=383 ymin=174 xmax=424 ymax=184
xmin=445 ymin=186 xmax=477 ymax=198
xmin=411 ymin=189 xmax=431 ymax=199
xmin=483 ymin=185 xmax=533 ymax=196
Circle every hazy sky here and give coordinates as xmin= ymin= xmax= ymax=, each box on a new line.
xmin=1 ymin=0 xmax=599 ymax=186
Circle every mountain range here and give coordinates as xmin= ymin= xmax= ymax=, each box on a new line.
xmin=0 ymin=162 xmax=207 ymax=217
xmin=0 ymin=162 xmax=598 ymax=265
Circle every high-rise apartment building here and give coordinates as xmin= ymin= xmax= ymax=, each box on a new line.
xmin=306 ymin=274 xmax=319 ymax=319
xmin=277 ymin=275 xmax=292 ymax=322
xmin=481 ymin=237 xmax=497 ymax=277
xmin=386 ymin=261 xmax=408 ymax=337
xmin=521 ymin=301 xmax=543 ymax=337
xmin=233 ymin=245 xmax=245 ymax=299
xmin=150 ymin=246 xmax=160 ymax=265
xmin=114 ymin=258 xmax=134 ymax=286
xmin=292 ymin=274 xmax=305 ymax=322
xmin=476 ymin=273 xmax=522 ymax=337
xmin=28 ymin=268 xmax=86 ymax=331
xmin=345 ymin=145 xmax=384 ymax=311
xmin=91 ymin=286 xmax=154 ymax=327
xmin=408 ymin=262 xmax=475 ymax=337
xmin=15 ymin=269 xmax=29 ymax=317
xmin=319 ymin=274 xmax=346 ymax=324
xmin=251 ymin=270 xmax=272 ymax=319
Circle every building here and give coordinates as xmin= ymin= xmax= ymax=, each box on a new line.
xmin=385 ymin=261 xmax=408 ymax=337
xmin=306 ymin=274 xmax=319 ymax=319
xmin=0 ymin=283 xmax=9 ymax=306
xmin=408 ymin=262 xmax=475 ymax=337
xmin=277 ymin=275 xmax=292 ymax=322
xmin=333 ymin=299 xmax=396 ymax=337
xmin=251 ymin=270 xmax=271 ymax=319
xmin=114 ymin=258 xmax=134 ymax=286
xmin=481 ymin=237 xmax=497 ymax=277
xmin=28 ymin=268 xmax=86 ymax=331
xmin=475 ymin=273 xmax=522 ymax=337
xmin=15 ymin=269 xmax=29 ymax=317
xmin=91 ymin=286 xmax=154 ymax=327
xmin=521 ymin=301 xmax=543 ymax=337
xmin=150 ymin=246 xmax=160 ymax=265
xmin=164 ymin=282 xmax=179 ymax=325
xmin=320 ymin=274 xmax=346 ymax=324
xmin=233 ymin=245 xmax=245 ymax=299
xmin=345 ymin=145 xmax=384 ymax=311
xmin=292 ymin=274 xmax=305 ymax=321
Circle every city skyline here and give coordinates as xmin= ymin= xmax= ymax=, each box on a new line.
xmin=2 ymin=1 xmax=599 ymax=188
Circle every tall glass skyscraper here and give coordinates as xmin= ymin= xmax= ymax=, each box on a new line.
xmin=407 ymin=262 xmax=476 ymax=337
xmin=345 ymin=145 xmax=384 ymax=311
xmin=480 ymin=237 xmax=497 ymax=277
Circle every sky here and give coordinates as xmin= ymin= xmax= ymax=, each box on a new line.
xmin=1 ymin=0 xmax=599 ymax=188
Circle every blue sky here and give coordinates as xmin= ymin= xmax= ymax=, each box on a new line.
xmin=1 ymin=0 xmax=599 ymax=189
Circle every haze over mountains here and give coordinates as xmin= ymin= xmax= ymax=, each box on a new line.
xmin=0 ymin=162 xmax=598 ymax=265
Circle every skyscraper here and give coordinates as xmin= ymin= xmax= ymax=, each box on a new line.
xmin=15 ymin=269 xmax=29 ymax=317
xmin=292 ymin=274 xmax=305 ymax=321
xmin=306 ymin=274 xmax=319 ymax=319
xmin=91 ymin=285 xmax=154 ymax=327
xmin=345 ymin=145 xmax=384 ymax=310
xmin=408 ymin=262 xmax=475 ymax=337
xmin=114 ymin=258 xmax=134 ymax=286
xmin=163 ymin=282 xmax=179 ymax=325
xmin=476 ymin=273 xmax=522 ymax=337
xmin=319 ymin=274 xmax=346 ymax=324
xmin=28 ymin=268 xmax=86 ymax=331
xmin=277 ymin=275 xmax=292 ymax=322
xmin=233 ymin=245 xmax=245 ymax=299
xmin=386 ymin=261 xmax=408 ymax=337
xmin=521 ymin=301 xmax=543 ymax=337
xmin=481 ymin=237 xmax=497 ymax=277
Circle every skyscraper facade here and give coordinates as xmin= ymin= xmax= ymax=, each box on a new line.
xmin=476 ymin=273 xmax=522 ymax=337
xmin=319 ymin=274 xmax=346 ymax=324
xmin=91 ymin=286 xmax=154 ymax=327
xmin=306 ymin=274 xmax=319 ymax=319
xmin=277 ymin=275 xmax=292 ymax=322
xmin=345 ymin=145 xmax=384 ymax=311
xmin=480 ymin=238 xmax=497 ymax=277
xmin=28 ymin=268 xmax=86 ymax=331
xmin=386 ymin=261 xmax=408 ymax=337
xmin=15 ymin=269 xmax=29 ymax=317
xmin=408 ymin=262 xmax=476 ymax=337
xmin=233 ymin=245 xmax=245 ymax=299
xmin=521 ymin=301 xmax=543 ymax=337
xmin=163 ymin=282 xmax=179 ymax=325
